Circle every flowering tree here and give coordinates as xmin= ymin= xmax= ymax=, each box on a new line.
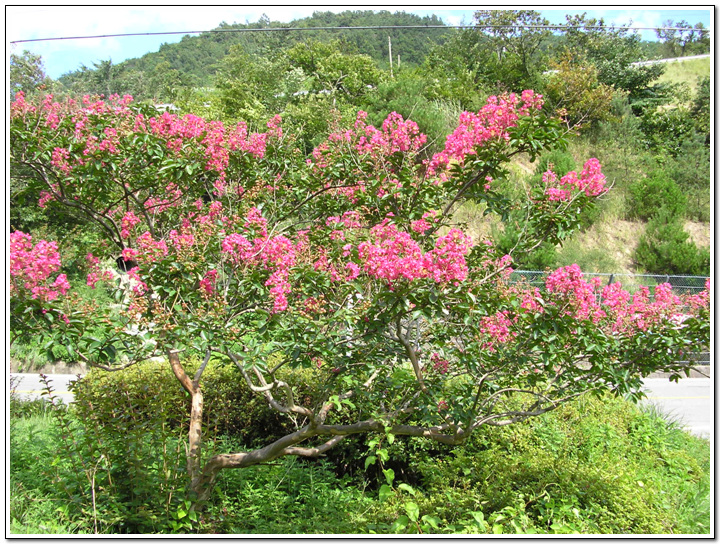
xmin=10 ymin=91 xmax=710 ymax=504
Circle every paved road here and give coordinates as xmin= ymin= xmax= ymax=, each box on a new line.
xmin=641 ymin=377 xmax=712 ymax=439
xmin=10 ymin=373 xmax=81 ymax=404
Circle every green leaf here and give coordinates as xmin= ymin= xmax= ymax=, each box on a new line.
xmin=364 ymin=455 xmax=377 ymax=470
xmin=379 ymin=484 xmax=393 ymax=503
xmin=421 ymin=515 xmax=441 ymax=529
xmin=405 ymin=502 xmax=419 ymax=523
xmin=383 ymin=468 xmax=395 ymax=486
xmin=390 ymin=515 xmax=409 ymax=533
xmin=397 ymin=483 xmax=415 ymax=496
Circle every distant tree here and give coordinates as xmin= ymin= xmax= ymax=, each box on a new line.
xmin=286 ymin=39 xmax=383 ymax=100
xmin=10 ymin=50 xmax=53 ymax=96
xmin=213 ymin=46 xmax=291 ymax=123
xmin=561 ymin=14 xmax=664 ymax=99
xmin=420 ymin=29 xmax=492 ymax=109
xmin=472 ymin=10 xmax=552 ymax=90
xmin=656 ymin=20 xmax=711 ymax=57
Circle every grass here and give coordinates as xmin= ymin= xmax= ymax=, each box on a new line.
xmin=9 ymin=387 xmax=710 ymax=535
xmin=652 ymin=57 xmax=710 ymax=95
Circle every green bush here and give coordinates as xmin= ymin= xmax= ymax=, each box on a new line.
xmin=634 ymin=209 xmax=710 ymax=276
xmin=373 ymin=393 xmax=710 ymax=534
xmin=72 ymin=358 xmax=326 ymax=450
xmin=662 ymin=135 xmax=710 ymax=222
xmin=639 ymin=107 xmax=696 ymax=157
xmin=10 ymin=386 xmax=710 ymax=534
xmin=626 ymin=173 xmax=687 ymax=221
xmin=535 ymin=149 xmax=577 ymax=178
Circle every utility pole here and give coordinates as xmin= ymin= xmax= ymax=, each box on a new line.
xmin=388 ymin=36 xmax=393 ymax=78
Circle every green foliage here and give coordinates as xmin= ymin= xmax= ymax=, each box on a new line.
xmin=661 ymin=135 xmax=710 ymax=222
xmin=472 ymin=10 xmax=552 ymax=92
xmin=57 ymin=11 xmax=448 ymax=102
xmin=627 ymin=173 xmax=687 ymax=221
xmin=690 ymin=76 xmax=710 ymax=143
xmin=543 ymin=50 xmax=616 ymax=130
xmin=10 ymin=388 xmax=710 ymax=534
xmin=72 ymin=358 xmax=332 ymax=449
xmin=561 ymin=14 xmax=665 ymax=99
xmin=10 ymin=50 xmax=53 ymax=96
xmin=639 ymin=106 xmax=696 ymax=156
xmin=655 ymin=20 xmax=710 ymax=57
xmin=534 ymin=149 xmax=577 ymax=178
xmin=634 ymin=210 xmax=709 ymax=276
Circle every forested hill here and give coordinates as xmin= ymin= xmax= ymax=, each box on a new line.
xmin=58 ymin=10 xmax=450 ymax=89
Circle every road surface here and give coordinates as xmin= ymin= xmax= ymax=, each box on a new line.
xmin=641 ymin=377 xmax=712 ymax=439
xmin=10 ymin=373 xmax=81 ymax=404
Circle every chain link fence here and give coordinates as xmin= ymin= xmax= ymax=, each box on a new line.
xmin=510 ymin=271 xmax=708 ymax=297
xmin=509 ymin=271 xmax=710 ymax=366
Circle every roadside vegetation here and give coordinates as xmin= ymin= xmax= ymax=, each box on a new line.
xmin=10 ymin=373 xmax=711 ymax=534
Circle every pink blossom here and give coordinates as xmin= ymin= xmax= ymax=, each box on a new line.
xmin=9 ymin=231 xmax=69 ymax=302
xmin=199 ymin=269 xmax=218 ymax=296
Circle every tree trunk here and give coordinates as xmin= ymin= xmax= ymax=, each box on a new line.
xmin=167 ymin=350 xmax=204 ymax=482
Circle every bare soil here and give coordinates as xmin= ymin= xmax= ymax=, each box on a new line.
xmin=684 ymin=221 xmax=711 ymax=249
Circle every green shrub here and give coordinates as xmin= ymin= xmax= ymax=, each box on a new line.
xmin=377 ymin=393 xmax=710 ymax=534
xmin=662 ymin=135 xmax=710 ymax=222
xmin=639 ymin=107 xmax=696 ymax=156
xmin=626 ymin=173 xmax=687 ymax=221
xmin=492 ymin=214 xmax=558 ymax=271
xmin=535 ymin=149 xmax=577 ymax=178
xmin=634 ymin=209 xmax=710 ymax=276
xmin=72 ymin=358 xmax=315 ymax=450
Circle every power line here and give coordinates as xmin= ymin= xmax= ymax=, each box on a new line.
xmin=10 ymin=23 xmax=711 ymax=44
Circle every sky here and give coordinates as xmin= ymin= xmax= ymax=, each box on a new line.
xmin=6 ymin=5 xmax=714 ymax=80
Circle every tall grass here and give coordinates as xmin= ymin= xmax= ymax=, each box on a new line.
xmin=653 ymin=57 xmax=710 ymax=95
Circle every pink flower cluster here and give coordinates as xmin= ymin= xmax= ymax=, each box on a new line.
xmin=543 ymin=159 xmax=607 ymax=202
xmin=221 ymin=209 xmax=299 ymax=312
xmin=355 ymin=111 xmax=427 ymax=156
xmin=546 ymin=264 xmax=606 ymax=322
xmin=144 ymin=183 xmax=184 ymax=215
xmin=14 ymin=93 xmax=274 ymax=197
xmin=542 ymin=264 xmax=709 ymax=335
xmin=357 ymin=221 xmax=473 ymax=285
xmin=51 ymin=147 xmax=73 ymax=174
xmin=309 ymin=111 xmax=427 ymax=176
xmin=199 ymin=269 xmax=218 ymax=297
xmin=86 ymin=252 xmax=114 ymax=289
xmin=120 ymin=211 xmax=142 ymax=239
xmin=10 ymin=91 xmax=36 ymax=117
xmin=428 ymin=91 xmax=544 ymax=177
xmin=10 ymin=231 xmax=70 ymax=302
xmin=478 ymin=311 xmax=517 ymax=351
xmin=430 ymin=352 xmax=450 ymax=374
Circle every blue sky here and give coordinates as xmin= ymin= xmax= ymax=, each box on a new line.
xmin=6 ymin=5 xmax=713 ymax=80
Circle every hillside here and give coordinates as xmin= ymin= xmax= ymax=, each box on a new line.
xmin=57 ymin=10 xmax=450 ymax=93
